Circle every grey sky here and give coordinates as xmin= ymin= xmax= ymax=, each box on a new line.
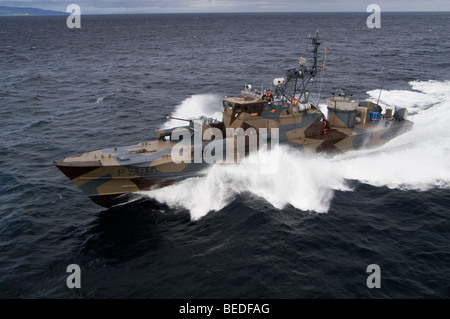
xmin=1 ymin=0 xmax=449 ymax=14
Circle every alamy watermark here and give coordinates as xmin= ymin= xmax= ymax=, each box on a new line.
xmin=366 ymin=264 xmax=381 ymax=288
xmin=366 ymin=4 xmax=381 ymax=28
xmin=169 ymin=120 xmax=280 ymax=174
xmin=66 ymin=4 xmax=81 ymax=29
xmin=66 ymin=264 xmax=81 ymax=288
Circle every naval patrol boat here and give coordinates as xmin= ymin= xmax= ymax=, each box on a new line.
xmin=54 ymin=32 xmax=413 ymax=207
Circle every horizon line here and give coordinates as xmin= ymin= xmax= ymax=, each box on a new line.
xmin=82 ymin=10 xmax=450 ymax=14
xmin=1 ymin=5 xmax=450 ymax=15
xmin=3 ymin=11 xmax=450 ymax=16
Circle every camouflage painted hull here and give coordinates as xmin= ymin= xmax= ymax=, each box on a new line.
xmin=53 ymin=139 xmax=210 ymax=208
xmin=54 ymin=111 xmax=413 ymax=208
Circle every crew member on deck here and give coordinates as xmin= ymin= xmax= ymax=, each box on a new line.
xmin=262 ymin=90 xmax=273 ymax=103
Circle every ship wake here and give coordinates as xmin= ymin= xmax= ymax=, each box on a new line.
xmin=141 ymin=80 xmax=450 ymax=220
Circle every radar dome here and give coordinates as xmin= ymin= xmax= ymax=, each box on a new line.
xmin=273 ymin=78 xmax=285 ymax=87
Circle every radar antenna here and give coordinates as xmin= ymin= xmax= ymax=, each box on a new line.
xmin=275 ymin=31 xmax=323 ymax=104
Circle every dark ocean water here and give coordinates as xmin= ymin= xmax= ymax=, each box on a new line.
xmin=1 ymin=13 xmax=449 ymax=299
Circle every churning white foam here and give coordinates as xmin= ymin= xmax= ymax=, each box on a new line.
xmin=143 ymin=80 xmax=450 ymax=220
xmin=146 ymin=146 xmax=352 ymax=220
